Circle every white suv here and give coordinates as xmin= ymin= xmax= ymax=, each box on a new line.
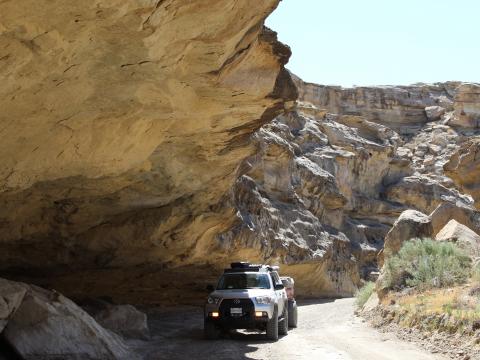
xmin=204 ymin=262 xmax=290 ymax=341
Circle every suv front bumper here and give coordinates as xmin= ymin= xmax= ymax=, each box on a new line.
xmin=205 ymin=299 xmax=275 ymax=329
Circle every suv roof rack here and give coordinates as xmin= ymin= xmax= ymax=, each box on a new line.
xmin=224 ymin=262 xmax=268 ymax=273
xmin=230 ymin=262 xmax=250 ymax=269
xmin=224 ymin=267 xmax=260 ymax=273
xmin=223 ymin=262 xmax=281 ymax=274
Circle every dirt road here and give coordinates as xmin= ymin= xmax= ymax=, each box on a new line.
xmin=129 ymin=298 xmax=446 ymax=360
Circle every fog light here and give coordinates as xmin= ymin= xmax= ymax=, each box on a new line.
xmin=255 ymin=311 xmax=263 ymax=317
xmin=211 ymin=312 xmax=219 ymax=318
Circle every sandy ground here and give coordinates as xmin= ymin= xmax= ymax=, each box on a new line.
xmin=128 ymin=298 xmax=447 ymax=360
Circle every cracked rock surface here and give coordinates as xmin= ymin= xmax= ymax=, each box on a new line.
xmin=1 ymin=1 xmax=480 ymax=303
xmin=221 ymin=77 xmax=480 ymax=297
xmin=0 ymin=0 xmax=297 ymax=301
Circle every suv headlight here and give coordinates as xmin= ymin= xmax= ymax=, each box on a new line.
xmin=207 ymin=296 xmax=221 ymax=305
xmin=255 ymin=296 xmax=273 ymax=305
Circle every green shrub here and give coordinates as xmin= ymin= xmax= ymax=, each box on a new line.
xmin=355 ymin=281 xmax=375 ymax=308
xmin=382 ymin=238 xmax=471 ymax=291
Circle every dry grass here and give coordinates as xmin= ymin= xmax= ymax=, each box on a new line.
xmin=377 ymin=240 xmax=480 ymax=335
xmin=383 ymin=286 xmax=480 ymax=321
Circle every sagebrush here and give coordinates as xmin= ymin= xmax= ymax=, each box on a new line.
xmin=382 ymin=238 xmax=471 ymax=290
xmin=355 ymin=281 xmax=375 ymax=308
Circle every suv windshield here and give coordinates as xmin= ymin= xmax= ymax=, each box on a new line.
xmin=217 ymin=273 xmax=271 ymax=290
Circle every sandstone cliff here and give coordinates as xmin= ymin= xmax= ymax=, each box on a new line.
xmin=221 ymin=77 xmax=480 ymax=297
xmin=1 ymin=1 xmax=480 ymax=304
xmin=0 ymin=0 xmax=296 ymax=302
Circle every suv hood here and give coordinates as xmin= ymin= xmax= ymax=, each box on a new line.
xmin=210 ymin=289 xmax=273 ymax=299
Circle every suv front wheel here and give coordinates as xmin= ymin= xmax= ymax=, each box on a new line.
xmin=288 ymin=300 xmax=298 ymax=328
xmin=279 ymin=303 xmax=288 ymax=335
xmin=204 ymin=319 xmax=221 ymax=340
xmin=266 ymin=307 xmax=279 ymax=341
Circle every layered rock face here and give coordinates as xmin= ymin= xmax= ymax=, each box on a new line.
xmin=0 ymin=0 xmax=296 ymax=300
xmin=293 ymin=75 xmax=460 ymax=135
xmin=451 ymin=83 xmax=480 ymax=128
xmin=444 ymin=137 xmax=480 ymax=205
xmin=1 ymin=1 xmax=480 ymax=303
xmin=219 ymin=107 xmax=404 ymax=295
xmin=223 ymin=77 xmax=480 ymax=297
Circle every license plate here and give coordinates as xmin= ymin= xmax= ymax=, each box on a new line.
xmin=230 ymin=308 xmax=242 ymax=316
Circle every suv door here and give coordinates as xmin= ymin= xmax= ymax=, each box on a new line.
xmin=270 ymin=271 xmax=286 ymax=315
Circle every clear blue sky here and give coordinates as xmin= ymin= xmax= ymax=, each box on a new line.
xmin=266 ymin=0 xmax=479 ymax=87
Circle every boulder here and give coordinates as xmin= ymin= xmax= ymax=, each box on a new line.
xmin=362 ymin=292 xmax=380 ymax=312
xmin=385 ymin=175 xmax=473 ymax=214
xmin=444 ymin=137 xmax=480 ymax=205
xmin=451 ymin=83 xmax=480 ymax=128
xmin=437 ymin=95 xmax=454 ymax=111
xmin=425 ymin=106 xmax=446 ymax=121
xmin=375 ymin=273 xmax=389 ymax=300
xmin=430 ymin=201 xmax=480 ymax=235
xmin=435 ymin=219 xmax=480 ymax=256
xmin=380 ymin=210 xmax=433 ymax=266
xmin=423 ymin=155 xmax=435 ymax=167
xmin=0 ymin=278 xmax=27 ymax=332
xmin=3 ymin=282 xmax=136 ymax=360
xmin=94 ymin=304 xmax=150 ymax=340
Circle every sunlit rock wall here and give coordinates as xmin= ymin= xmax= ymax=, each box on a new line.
xmin=0 ymin=0 xmax=297 ymax=302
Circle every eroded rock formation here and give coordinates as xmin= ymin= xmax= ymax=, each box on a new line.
xmin=92 ymin=304 xmax=150 ymax=340
xmin=1 ymin=0 xmax=480 ymax=304
xmin=293 ymin=75 xmax=459 ymax=135
xmin=0 ymin=0 xmax=296 ymax=301
xmin=222 ymin=77 xmax=480 ymax=297
xmin=451 ymin=83 xmax=480 ymax=128
xmin=444 ymin=137 xmax=480 ymax=205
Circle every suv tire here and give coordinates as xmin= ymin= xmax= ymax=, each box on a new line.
xmin=279 ymin=303 xmax=288 ymax=335
xmin=266 ymin=307 xmax=279 ymax=341
xmin=204 ymin=319 xmax=220 ymax=340
xmin=288 ymin=300 xmax=298 ymax=328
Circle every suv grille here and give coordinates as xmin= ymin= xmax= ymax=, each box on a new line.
xmin=219 ymin=298 xmax=254 ymax=319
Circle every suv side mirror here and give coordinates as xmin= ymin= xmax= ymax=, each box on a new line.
xmin=274 ymin=284 xmax=284 ymax=290
xmin=206 ymin=284 xmax=215 ymax=292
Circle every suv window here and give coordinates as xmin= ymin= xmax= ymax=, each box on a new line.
xmin=270 ymin=271 xmax=281 ymax=286
xmin=217 ymin=273 xmax=271 ymax=290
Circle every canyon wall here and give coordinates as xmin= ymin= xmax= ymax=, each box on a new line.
xmin=1 ymin=0 xmax=480 ymax=304
xmin=0 ymin=0 xmax=296 ymax=303
xmin=222 ymin=78 xmax=480 ymax=297
xmin=294 ymin=75 xmax=462 ymax=135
